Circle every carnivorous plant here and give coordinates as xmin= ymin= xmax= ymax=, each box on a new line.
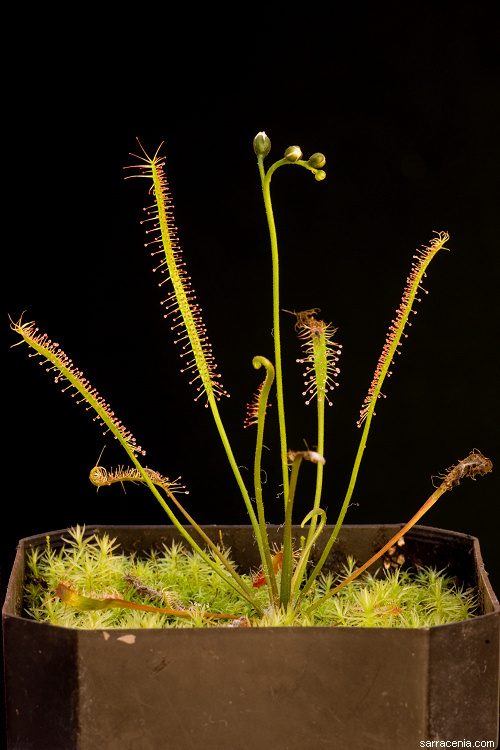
xmin=10 ymin=133 xmax=492 ymax=624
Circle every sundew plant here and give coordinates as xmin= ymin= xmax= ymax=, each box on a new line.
xmin=10 ymin=133 xmax=492 ymax=623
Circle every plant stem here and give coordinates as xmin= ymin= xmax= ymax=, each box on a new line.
xmin=299 ymin=415 xmax=371 ymax=601
xmin=251 ymin=357 xmax=279 ymax=602
xmin=303 ymin=393 xmax=326 ymax=551
xmin=290 ymin=506 xmax=326 ymax=602
xmin=258 ymin=156 xmax=290 ymax=507
xmin=206 ymin=392 xmax=259 ymax=528
xmin=205 ymin=390 xmax=270 ymax=584
xmin=280 ymin=454 xmax=302 ymax=607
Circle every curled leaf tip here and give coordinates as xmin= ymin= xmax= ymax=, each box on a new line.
xmin=441 ymin=450 xmax=492 ymax=490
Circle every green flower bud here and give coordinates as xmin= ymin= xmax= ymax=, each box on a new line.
xmin=284 ymin=145 xmax=302 ymax=162
xmin=253 ymin=132 xmax=271 ymax=158
xmin=314 ymin=169 xmax=326 ymax=181
xmin=308 ymin=152 xmax=326 ymax=169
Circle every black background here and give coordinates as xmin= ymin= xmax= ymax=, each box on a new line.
xmin=3 ymin=1 xmax=499 ymax=648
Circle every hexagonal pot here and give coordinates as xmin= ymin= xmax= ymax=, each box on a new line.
xmin=3 ymin=523 xmax=499 ymax=749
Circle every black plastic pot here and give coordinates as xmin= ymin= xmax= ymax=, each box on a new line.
xmin=3 ymin=524 xmax=499 ymax=749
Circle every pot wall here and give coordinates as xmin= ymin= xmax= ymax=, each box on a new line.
xmin=3 ymin=524 xmax=499 ymax=750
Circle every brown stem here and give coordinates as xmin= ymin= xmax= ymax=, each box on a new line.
xmin=57 ymin=582 xmax=240 ymax=620
xmin=306 ymin=450 xmax=492 ymax=615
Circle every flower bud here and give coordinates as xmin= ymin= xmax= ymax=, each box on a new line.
xmin=284 ymin=145 xmax=302 ymax=162
xmin=253 ymin=132 xmax=271 ymax=158
xmin=314 ymin=169 xmax=326 ymax=181
xmin=308 ymin=152 xmax=326 ymax=168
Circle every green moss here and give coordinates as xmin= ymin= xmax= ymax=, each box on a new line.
xmin=25 ymin=527 xmax=477 ymax=629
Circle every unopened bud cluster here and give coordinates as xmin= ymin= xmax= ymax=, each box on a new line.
xmin=283 ymin=142 xmax=327 ymax=180
xmin=253 ymin=133 xmax=327 ymax=180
